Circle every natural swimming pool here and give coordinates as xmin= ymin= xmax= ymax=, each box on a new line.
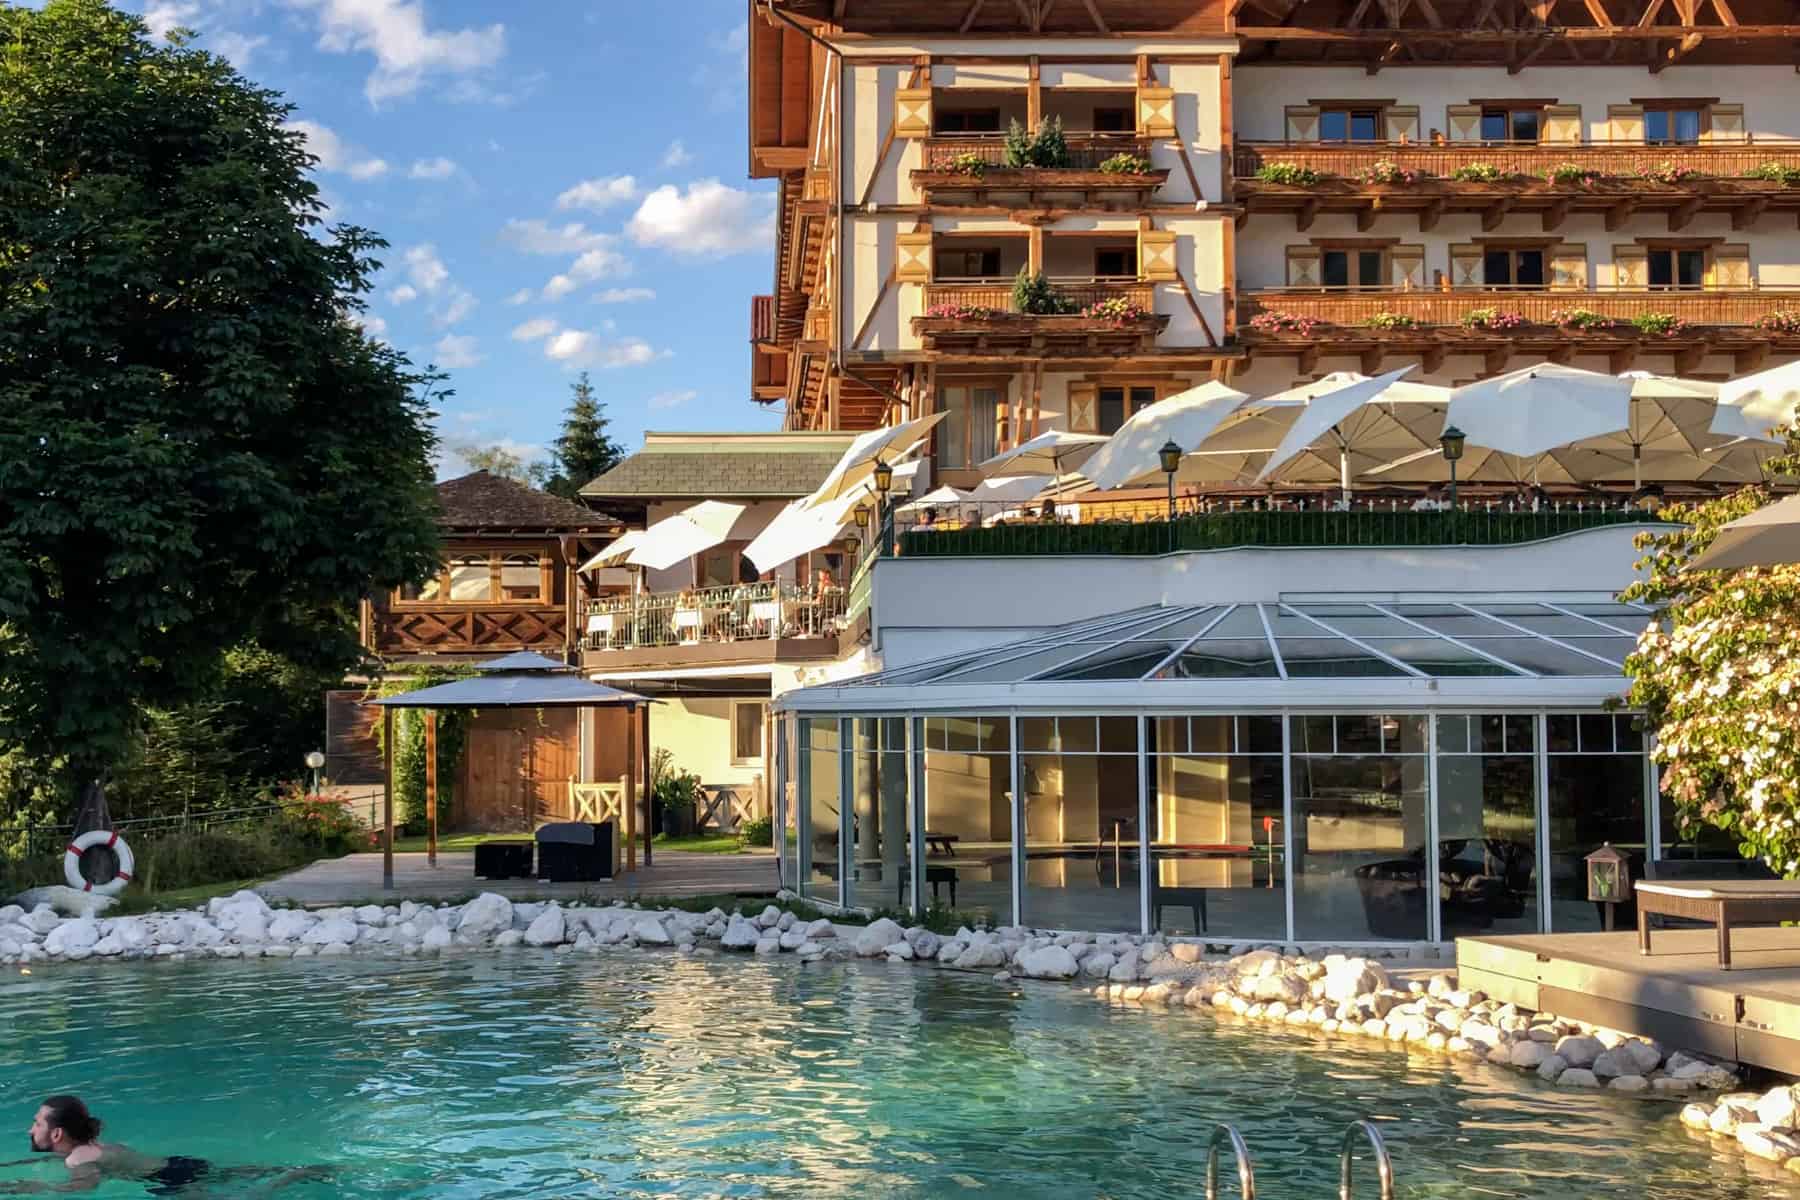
xmin=0 ymin=953 xmax=1779 ymax=1198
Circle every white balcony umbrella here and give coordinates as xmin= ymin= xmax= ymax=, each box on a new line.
xmin=1690 ymin=494 xmax=1800 ymax=571
xmin=977 ymin=429 xmax=1110 ymax=481
xmin=580 ymin=530 xmax=643 ymax=572
xmin=1444 ymin=364 xmax=1635 ymax=460
xmin=807 ymin=413 xmax=944 ymax=505
xmin=968 ymin=474 xmax=1057 ymax=506
xmin=1079 ymin=381 xmax=1250 ymax=491
xmin=1252 ymin=367 xmax=1433 ymax=500
xmin=898 ymin=484 xmax=970 ymax=514
xmin=626 ymin=500 xmax=747 ymax=571
xmin=742 ymin=494 xmax=858 ymax=574
xmin=1711 ymin=359 xmax=1800 ymax=442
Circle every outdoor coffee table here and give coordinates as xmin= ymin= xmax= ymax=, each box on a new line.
xmin=1636 ymin=880 xmax=1800 ymax=969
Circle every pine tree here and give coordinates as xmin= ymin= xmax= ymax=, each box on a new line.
xmin=544 ymin=371 xmax=625 ymax=499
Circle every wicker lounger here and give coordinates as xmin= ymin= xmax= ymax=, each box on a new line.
xmin=1636 ymin=880 xmax=1800 ymax=969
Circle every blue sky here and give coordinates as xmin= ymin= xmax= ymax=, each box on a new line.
xmin=116 ymin=0 xmax=780 ymax=475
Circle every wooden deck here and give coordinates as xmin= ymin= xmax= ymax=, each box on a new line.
xmin=257 ymin=850 xmax=780 ymax=907
xmin=1458 ymin=927 xmax=1800 ymax=1074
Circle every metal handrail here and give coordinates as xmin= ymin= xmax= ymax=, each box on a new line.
xmin=1338 ymin=1120 xmax=1394 ymax=1200
xmin=1205 ymin=1123 xmax=1256 ymax=1200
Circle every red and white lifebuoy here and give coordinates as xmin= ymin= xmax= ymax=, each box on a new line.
xmin=64 ymin=829 xmax=134 ymax=896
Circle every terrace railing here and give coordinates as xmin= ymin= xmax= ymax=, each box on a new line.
xmin=923 ymin=278 xmax=1155 ymax=314
xmin=923 ymin=133 xmax=1151 ymax=172
xmin=1240 ymin=286 xmax=1800 ymax=329
xmin=1233 ymin=139 xmax=1800 ymax=181
xmin=584 ymin=581 xmax=848 ymax=652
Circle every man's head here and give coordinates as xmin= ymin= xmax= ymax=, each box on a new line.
xmin=30 ymin=1096 xmax=100 ymax=1157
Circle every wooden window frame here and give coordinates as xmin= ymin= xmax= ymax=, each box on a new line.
xmin=1481 ymin=245 xmax=1549 ymax=290
xmin=731 ymin=701 xmax=767 ymax=766
xmin=1085 ymin=377 xmax=1187 ymax=436
xmin=1312 ymin=103 xmax=1388 ymax=144
xmin=1092 ymin=106 xmax=1133 ymax=133
xmin=394 ymin=548 xmax=553 ymax=609
xmin=1093 ymin=245 xmax=1137 ymax=278
xmin=1476 ymin=102 xmax=1549 ymax=145
xmin=937 ymin=375 xmax=1012 ymax=471
xmin=933 ymin=106 xmax=1003 ymax=135
xmin=1320 ymin=245 xmax=1392 ymax=292
xmin=1644 ymin=246 xmax=1711 ymax=292
xmin=934 ymin=243 xmax=1008 ymax=281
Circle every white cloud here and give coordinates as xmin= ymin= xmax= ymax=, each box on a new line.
xmin=499 ymin=218 xmax=614 ymax=256
xmin=142 ymin=1 xmax=200 ymax=40
xmin=596 ymin=287 xmax=656 ymax=304
xmin=211 ymin=31 xmax=270 ymax=69
xmin=433 ymin=334 xmax=482 ymax=368
xmin=393 ymin=244 xmax=474 ymax=325
xmin=386 ymin=283 xmax=419 ymax=304
xmin=713 ymin=22 xmax=747 ymax=53
xmin=504 ymin=288 xmax=533 ymax=306
xmin=650 ymin=389 xmax=698 ymax=410
xmin=541 ymin=274 xmax=578 ymax=302
xmin=285 ymin=0 xmax=507 ymax=105
xmin=285 ymin=119 xmax=389 ymax=180
xmin=401 ymin=244 xmax=449 ymax=292
xmin=409 ymin=156 xmax=458 ymax=180
xmin=627 ymin=180 xmax=774 ymax=257
xmin=661 ymin=140 xmax=693 ymax=169
xmin=350 ymin=312 xmax=388 ymax=340
xmin=556 ymin=175 xmax=639 ymax=211
xmin=542 ymin=330 xmax=662 ymax=369
xmin=511 ymin=317 xmax=558 ymax=342
xmin=437 ymin=286 xmax=478 ymax=326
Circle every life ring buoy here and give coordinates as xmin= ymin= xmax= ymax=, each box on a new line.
xmin=64 ymin=830 xmax=134 ymax=896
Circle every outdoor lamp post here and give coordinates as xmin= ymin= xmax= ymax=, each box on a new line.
xmin=1585 ymin=842 xmax=1633 ymax=932
xmin=1439 ymin=425 xmax=1467 ymax=510
xmin=1158 ymin=439 xmax=1182 ymax=519
xmin=304 ymin=749 xmax=325 ymax=798
xmin=853 ymin=502 xmax=870 ymax=537
xmin=872 ymin=457 xmax=893 ymax=556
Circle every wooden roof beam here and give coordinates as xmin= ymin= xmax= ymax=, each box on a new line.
xmin=1650 ymin=30 xmax=1706 ymax=71
xmin=958 ymin=0 xmax=987 ymax=34
xmin=1509 ymin=35 xmax=1553 ymax=72
xmin=1733 ymin=197 xmax=1768 ymax=230
xmin=1584 ymin=0 xmax=1616 ymax=26
xmin=1080 ymin=0 xmax=1109 ymax=33
xmin=1232 ymin=25 xmax=1800 ymax=40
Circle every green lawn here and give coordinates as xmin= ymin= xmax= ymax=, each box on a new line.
xmin=389 ymin=831 xmax=517 ymax=854
xmin=652 ymin=834 xmax=749 ymax=854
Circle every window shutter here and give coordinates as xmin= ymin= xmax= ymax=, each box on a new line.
xmin=896 ymin=232 xmax=934 ymax=283
xmin=1067 ymin=383 xmax=1098 ymax=434
xmin=1137 ymin=85 xmax=1176 ymax=138
xmin=1549 ymin=244 xmax=1588 ymax=291
xmin=1449 ymin=244 xmax=1483 ymax=289
xmin=1390 ymin=244 xmax=1426 ymax=290
xmin=1606 ymin=105 xmax=1645 ymax=144
xmin=894 ymin=88 xmax=933 ymax=138
xmin=1285 ymin=246 xmax=1322 ymax=288
xmin=1612 ymin=244 xmax=1648 ymax=289
xmin=1446 ymin=105 xmax=1482 ymax=143
xmin=1704 ymin=104 xmax=1746 ymax=144
xmin=1139 ymin=229 xmax=1178 ymax=281
xmin=1541 ymin=105 xmax=1583 ymax=145
xmin=1285 ymin=105 xmax=1320 ymax=142
xmin=1383 ymin=106 xmax=1421 ymax=144
xmin=1709 ymin=243 xmax=1751 ymax=288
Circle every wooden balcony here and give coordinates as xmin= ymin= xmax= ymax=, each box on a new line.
xmin=580 ymin=582 xmax=844 ymax=673
xmin=914 ymin=278 xmax=1168 ymax=357
xmin=751 ymin=293 xmax=776 ymax=344
xmin=368 ymin=604 xmax=570 ymax=658
xmin=1234 ymin=141 xmax=1800 ymax=233
xmin=913 ymin=134 xmax=1168 ymax=205
xmin=1238 ymin=286 xmax=1800 ymax=375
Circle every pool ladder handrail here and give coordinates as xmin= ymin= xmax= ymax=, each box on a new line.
xmin=1337 ymin=1119 xmax=1393 ymax=1200
xmin=1204 ymin=1123 xmax=1255 ymax=1200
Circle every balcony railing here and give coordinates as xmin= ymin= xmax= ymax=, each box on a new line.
xmin=923 ymin=278 xmax=1155 ymax=314
xmin=368 ymin=604 xmax=569 ymax=655
xmin=924 ymin=133 xmax=1152 ymax=172
xmin=584 ymin=582 xmax=847 ymax=652
xmin=751 ymin=294 xmax=775 ymax=343
xmin=1239 ymin=286 xmax=1800 ymax=331
xmin=1233 ymin=139 xmax=1800 ymax=182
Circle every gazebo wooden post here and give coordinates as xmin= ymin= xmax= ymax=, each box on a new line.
xmin=624 ymin=706 xmax=639 ymax=873
xmin=640 ymin=702 xmax=652 ymax=867
xmin=425 ymin=711 xmax=439 ymax=869
xmin=382 ymin=706 xmax=395 ymax=890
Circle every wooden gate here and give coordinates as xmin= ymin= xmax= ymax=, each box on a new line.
xmin=457 ymin=708 xmax=583 ymax=832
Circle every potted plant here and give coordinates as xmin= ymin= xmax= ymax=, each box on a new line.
xmin=1449 ymin=162 xmax=1507 ymax=183
xmin=1098 ymin=151 xmax=1155 ymax=176
xmin=1631 ymin=311 xmax=1689 ymax=338
xmin=1549 ymin=307 xmax=1613 ymax=331
xmin=1753 ymin=310 xmax=1800 ymax=334
xmin=1011 ymin=267 xmax=1078 ymax=315
xmin=1247 ymin=310 xmax=1322 ymax=336
xmin=1460 ymin=307 xmax=1526 ymax=331
xmin=1254 ymin=161 xmax=1326 ymax=187
xmin=1367 ymin=311 xmax=1421 ymax=330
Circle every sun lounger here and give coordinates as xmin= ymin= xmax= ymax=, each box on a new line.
xmin=1636 ymin=879 xmax=1800 ymax=969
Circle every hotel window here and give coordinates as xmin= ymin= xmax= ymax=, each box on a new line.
xmin=1097 ymin=385 xmax=1159 ymax=435
xmin=1648 ymin=247 xmax=1706 ymax=290
xmin=1483 ymin=248 xmax=1545 ymax=289
xmin=1322 ymin=248 xmax=1386 ymax=290
xmin=936 ymin=246 xmax=1003 ymax=279
xmin=1093 ymin=246 xmax=1136 ymax=278
xmin=447 ymin=554 xmax=492 ymax=601
xmin=939 ymin=381 xmax=1003 ymax=469
xmin=399 ymin=572 xmax=445 ymax=602
xmin=1480 ymin=106 xmax=1541 ymax=143
xmin=1092 ymin=107 xmax=1133 ymax=133
xmin=935 ymin=108 xmax=1001 ymax=134
xmin=733 ymin=702 xmax=766 ymax=764
xmin=1319 ymin=107 xmax=1382 ymax=142
xmin=499 ymin=553 xmax=542 ymax=601
xmin=1645 ymin=108 xmax=1702 ymax=146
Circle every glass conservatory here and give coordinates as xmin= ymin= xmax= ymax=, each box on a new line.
xmin=771 ymin=595 xmax=1707 ymax=944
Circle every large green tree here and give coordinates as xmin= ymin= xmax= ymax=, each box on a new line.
xmin=0 ymin=0 xmax=442 ymax=817
xmin=542 ymin=371 xmax=625 ymax=499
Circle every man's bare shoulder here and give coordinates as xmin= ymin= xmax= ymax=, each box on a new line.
xmin=76 ymin=1144 xmax=166 ymax=1177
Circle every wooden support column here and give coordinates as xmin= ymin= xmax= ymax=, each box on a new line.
xmin=1218 ymin=54 xmax=1233 ymax=204
xmin=382 ymin=706 xmax=395 ymax=890
xmin=623 ymin=711 xmax=638 ymax=873
xmin=1027 ymin=55 xmax=1041 ymax=129
xmin=1028 ymin=225 xmax=1043 ymax=275
xmin=639 ymin=702 xmax=652 ymax=866
xmin=425 ymin=711 xmax=438 ymax=868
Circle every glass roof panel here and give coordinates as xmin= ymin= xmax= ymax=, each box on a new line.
xmin=1153 ymin=640 xmax=1281 ymax=679
xmin=1292 ymin=608 xmax=1425 ymax=638
xmin=1070 ymin=606 xmax=1211 ymax=641
xmin=1459 ymin=639 xmax=1623 ymax=676
xmin=850 ymin=652 xmax=991 ymax=686
xmin=1043 ymin=642 xmax=1190 ymax=681
xmin=1195 ymin=606 xmax=1268 ymax=639
xmin=1470 ymin=603 xmax=1556 ymax=617
xmin=1556 ymin=637 xmax=1639 ymax=664
xmin=1265 ymin=607 xmax=1330 ymax=637
xmin=1482 ymin=612 xmax=1612 ymax=637
xmin=1556 ymin=604 xmax=1652 ymax=634
xmin=1275 ymin=638 xmax=1411 ymax=678
xmin=940 ymin=645 xmax=1106 ymax=683
xmin=1391 ymin=606 xmax=1520 ymax=637
xmin=1359 ymin=638 xmax=1521 ymax=677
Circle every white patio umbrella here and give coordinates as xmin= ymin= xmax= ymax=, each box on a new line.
xmin=1252 ymin=367 xmax=1433 ymax=500
xmin=977 ymin=429 xmax=1111 ymax=481
xmin=1079 ymin=381 xmax=1251 ymax=491
xmin=968 ymin=474 xmax=1057 ymax=506
xmin=580 ymin=530 xmax=643 ymax=572
xmin=898 ymin=484 xmax=970 ymax=514
xmin=1711 ymin=360 xmax=1800 ymax=442
xmin=1690 ymin=493 xmax=1800 ymax=571
xmin=742 ymin=494 xmax=858 ymax=574
xmin=626 ymin=500 xmax=747 ymax=571
xmin=807 ymin=413 xmax=944 ymax=505
xmin=1444 ymin=364 xmax=1635 ymax=460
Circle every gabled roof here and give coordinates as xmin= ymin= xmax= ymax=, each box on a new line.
xmin=581 ymin=431 xmax=857 ymax=501
xmin=435 ymin=471 xmax=616 ymax=532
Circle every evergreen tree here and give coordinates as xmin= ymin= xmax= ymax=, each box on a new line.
xmin=543 ymin=371 xmax=625 ymax=499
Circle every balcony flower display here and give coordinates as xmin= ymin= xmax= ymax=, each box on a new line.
xmin=923 ymin=302 xmax=1001 ymax=321
xmin=1081 ymin=297 xmax=1151 ymax=327
xmin=1631 ymin=311 xmax=1689 ymax=338
xmin=1636 ymin=160 xmax=1703 ymax=185
xmin=1752 ymin=310 xmax=1800 ymax=334
xmin=1011 ymin=268 xmax=1079 ymax=315
xmin=1356 ymin=159 xmax=1418 ymax=186
xmin=944 ymin=152 xmax=988 ymax=178
xmin=1247 ymin=310 xmax=1321 ymax=336
xmin=1254 ymin=161 xmax=1326 ymax=187
xmin=1745 ymin=162 xmax=1800 ymax=186
xmin=1543 ymin=162 xmax=1603 ymax=188
xmin=1003 ymin=116 xmax=1071 ymax=169
xmin=1549 ymin=307 xmax=1613 ymax=330
xmin=1366 ymin=312 xmax=1421 ymax=330
xmin=1460 ymin=307 xmax=1526 ymax=331
xmin=1449 ymin=163 xmax=1507 ymax=183
xmin=1098 ymin=152 xmax=1155 ymax=176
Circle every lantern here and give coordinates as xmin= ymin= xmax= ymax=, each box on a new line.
xmin=1585 ymin=842 xmax=1632 ymax=904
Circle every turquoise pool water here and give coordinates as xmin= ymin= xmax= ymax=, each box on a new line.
xmin=0 ymin=953 xmax=1781 ymax=1198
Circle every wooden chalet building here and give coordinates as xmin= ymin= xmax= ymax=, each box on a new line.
xmin=749 ymin=0 xmax=1800 ymax=456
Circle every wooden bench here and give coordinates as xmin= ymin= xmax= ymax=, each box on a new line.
xmin=1636 ymin=880 xmax=1800 ymax=970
